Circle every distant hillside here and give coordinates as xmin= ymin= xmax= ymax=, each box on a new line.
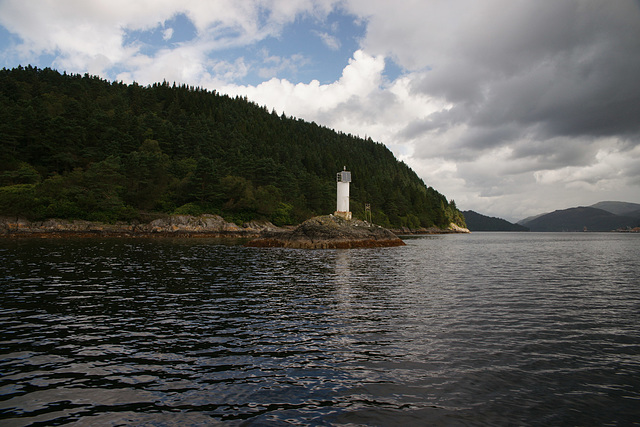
xmin=522 ymin=207 xmax=639 ymax=232
xmin=590 ymin=201 xmax=640 ymax=217
xmin=517 ymin=213 xmax=545 ymax=226
xmin=0 ymin=66 xmax=465 ymax=229
xmin=462 ymin=210 xmax=529 ymax=231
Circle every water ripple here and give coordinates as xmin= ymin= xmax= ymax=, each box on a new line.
xmin=1 ymin=234 xmax=639 ymax=425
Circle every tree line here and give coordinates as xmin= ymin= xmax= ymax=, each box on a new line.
xmin=0 ymin=65 xmax=466 ymax=228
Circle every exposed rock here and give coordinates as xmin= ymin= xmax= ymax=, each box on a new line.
xmin=0 ymin=215 xmax=277 ymax=238
xmin=246 ymin=215 xmax=405 ymax=249
xmin=242 ymin=219 xmax=283 ymax=233
xmin=391 ymin=222 xmax=470 ymax=235
xmin=447 ymin=223 xmax=471 ymax=233
xmin=147 ymin=214 xmax=244 ymax=233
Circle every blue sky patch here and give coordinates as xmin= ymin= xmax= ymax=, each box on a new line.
xmin=236 ymin=10 xmax=365 ymax=85
xmin=0 ymin=26 xmax=20 ymax=68
xmin=383 ymin=57 xmax=405 ymax=82
xmin=123 ymin=13 xmax=197 ymax=56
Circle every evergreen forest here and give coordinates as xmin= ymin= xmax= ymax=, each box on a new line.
xmin=0 ymin=66 xmax=466 ymax=229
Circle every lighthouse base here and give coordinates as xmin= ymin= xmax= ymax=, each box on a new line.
xmin=334 ymin=211 xmax=352 ymax=220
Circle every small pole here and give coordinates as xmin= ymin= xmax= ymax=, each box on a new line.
xmin=365 ymin=203 xmax=371 ymax=223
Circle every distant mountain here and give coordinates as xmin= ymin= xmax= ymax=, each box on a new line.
xmin=590 ymin=201 xmax=640 ymax=217
xmin=462 ymin=210 xmax=529 ymax=231
xmin=521 ymin=206 xmax=639 ymax=232
xmin=517 ymin=213 xmax=545 ymax=226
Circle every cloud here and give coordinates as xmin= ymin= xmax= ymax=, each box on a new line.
xmin=313 ymin=30 xmax=341 ymax=50
xmin=255 ymin=50 xmax=309 ymax=80
xmin=0 ymin=0 xmax=339 ymax=78
xmin=162 ymin=28 xmax=174 ymax=41
xmin=357 ymin=0 xmax=640 ymax=143
xmin=341 ymin=0 xmax=640 ymax=218
xmin=223 ymin=49 xmax=385 ymax=118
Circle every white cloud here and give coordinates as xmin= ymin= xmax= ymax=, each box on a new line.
xmin=0 ymin=0 xmax=338 ymax=78
xmin=313 ymin=30 xmax=341 ymax=50
xmin=223 ymin=50 xmax=385 ymax=120
xmin=163 ymin=27 xmax=174 ymax=41
xmin=255 ymin=50 xmax=309 ymax=80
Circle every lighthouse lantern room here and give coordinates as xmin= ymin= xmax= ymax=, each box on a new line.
xmin=335 ymin=166 xmax=352 ymax=220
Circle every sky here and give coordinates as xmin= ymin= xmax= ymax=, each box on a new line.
xmin=1 ymin=1 xmax=639 ymax=221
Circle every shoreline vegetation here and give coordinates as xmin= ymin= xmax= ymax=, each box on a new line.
xmin=0 ymin=214 xmax=469 ymax=246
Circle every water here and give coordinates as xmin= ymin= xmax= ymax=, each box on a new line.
xmin=0 ymin=233 xmax=639 ymax=426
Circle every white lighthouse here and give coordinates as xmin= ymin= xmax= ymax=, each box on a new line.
xmin=335 ymin=166 xmax=352 ymax=220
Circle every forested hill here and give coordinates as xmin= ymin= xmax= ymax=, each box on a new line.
xmin=0 ymin=66 xmax=465 ymax=229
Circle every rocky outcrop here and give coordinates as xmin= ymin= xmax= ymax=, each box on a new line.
xmin=246 ymin=215 xmax=405 ymax=249
xmin=391 ymin=222 xmax=470 ymax=235
xmin=0 ymin=215 xmax=277 ymax=238
xmin=146 ymin=215 xmax=244 ymax=234
xmin=447 ymin=223 xmax=471 ymax=233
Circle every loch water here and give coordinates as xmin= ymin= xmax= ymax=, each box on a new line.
xmin=0 ymin=232 xmax=639 ymax=426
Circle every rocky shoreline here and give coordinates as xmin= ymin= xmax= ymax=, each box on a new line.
xmin=0 ymin=214 xmax=278 ymax=239
xmin=1 ymin=214 xmax=468 ymax=245
xmin=391 ymin=222 xmax=470 ymax=235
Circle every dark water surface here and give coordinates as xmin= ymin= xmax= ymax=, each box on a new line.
xmin=1 ymin=233 xmax=639 ymax=426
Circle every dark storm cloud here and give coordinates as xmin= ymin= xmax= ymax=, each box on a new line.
xmin=510 ymin=137 xmax=601 ymax=170
xmin=398 ymin=1 xmax=640 ymax=157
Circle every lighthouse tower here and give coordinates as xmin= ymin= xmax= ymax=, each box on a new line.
xmin=335 ymin=166 xmax=352 ymax=220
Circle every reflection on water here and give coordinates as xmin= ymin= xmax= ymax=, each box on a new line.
xmin=1 ymin=233 xmax=639 ymax=425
